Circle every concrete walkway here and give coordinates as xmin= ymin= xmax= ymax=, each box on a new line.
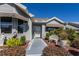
xmin=26 ymin=38 xmax=47 ymax=56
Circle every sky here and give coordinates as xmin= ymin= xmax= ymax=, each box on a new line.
xmin=22 ymin=3 xmax=79 ymax=22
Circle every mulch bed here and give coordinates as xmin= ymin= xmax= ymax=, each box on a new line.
xmin=43 ymin=39 xmax=79 ymax=56
xmin=42 ymin=45 xmax=72 ymax=56
xmin=0 ymin=44 xmax=28 ymax=56
xmin=68 ymin=47 xmax=79 ymax=56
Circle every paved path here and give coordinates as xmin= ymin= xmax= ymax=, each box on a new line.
xmin=26 ymin=38 xmax=47 ymax=56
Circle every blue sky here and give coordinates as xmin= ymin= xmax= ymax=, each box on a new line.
xmin=22 ymin=3 xmax=79 ymax=22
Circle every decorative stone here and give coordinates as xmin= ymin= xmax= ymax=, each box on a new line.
xmin=49 ymin=35 xmax=59 ymax=44
xmin=61 ymin=40 xmax=70 ymax=48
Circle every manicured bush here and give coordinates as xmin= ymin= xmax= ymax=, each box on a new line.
xmin=46 ymin=32 xmax=50 ymax=38
xmin=6 ymin=38 xmax=21 ymax=47
xmin=45 ymin=28 xmax=79 ymax=47
xmin=20 ymin=36 xmax=26 ymax=45
xmin=66 ymin=29 xmax=78 ymax=42
xmin=58 ymin=30 xmax=68 ymax=40
xmin=42 ymin=45 xmax=72 ymax=56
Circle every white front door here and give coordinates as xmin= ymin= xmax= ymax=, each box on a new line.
xmin=33 ymin=25 xmax=41 ymax=38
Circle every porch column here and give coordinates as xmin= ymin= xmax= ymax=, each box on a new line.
xmin=23 ymin=18 xmax=32 ymax=40
xmin=42 ymin=25 xmax=46 ymax=39
xmin=12 ymin=18 xmax=18 ymax=34
xmin=28 ymin=18 xmax=32 ymax=40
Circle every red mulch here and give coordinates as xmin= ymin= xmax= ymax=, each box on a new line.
xmin=43 ymin=39 xmax=79 ymax=56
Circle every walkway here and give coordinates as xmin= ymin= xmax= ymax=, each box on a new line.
xmin=26 ymin=38 xmax=47 ymax=56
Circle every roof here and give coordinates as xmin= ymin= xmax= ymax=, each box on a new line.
xmin=46 ymin=17 xmax=64 ymax=23
xmin=32 ymin=18 xmax=48 ymax=23
xmin=14 ymin=3 xmax=27 ymax=10
xmin=0 ymin=12 xmax=28 ymax=21
xmin=0 ymin=3 xmax=31 ymax=20
xmin=13 ymin=3 xmax=30 ymax=17
xmin=68 ymin=22 xmax=79 ymax=28
xmin=65 ymin=22 xmax=79 ymax=30
xmin=0 ymin=3 xmax=30 ymax=17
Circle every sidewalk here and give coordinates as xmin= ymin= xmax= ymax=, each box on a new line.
xmin=26 ymin=38 xmax=47 ymax=56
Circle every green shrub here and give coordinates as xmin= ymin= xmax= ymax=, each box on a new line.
xmin=6 ymin=38 xmax=21 ymax=47
xmin=46 ymin=32 xmax=49 ymax=38
xmin=66 ymin=29 xmax=78 ymax=42
xmin=20 ymin=36 xmax=26 ymax=45
xmin=58 ymin=30 xmax=68 ymax=40
xmin=46 ymin=31 xmax=55 ymax=39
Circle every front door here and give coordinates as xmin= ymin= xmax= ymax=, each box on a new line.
xmin=33 ymin=25 xmax=42 ymax=38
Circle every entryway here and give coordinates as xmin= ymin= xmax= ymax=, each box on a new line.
xmin=32 ymin=25 xmax=42 ymax=38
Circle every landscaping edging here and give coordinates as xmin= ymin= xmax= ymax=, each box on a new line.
xmin=0 ymin=45 xmax=27 ymax=56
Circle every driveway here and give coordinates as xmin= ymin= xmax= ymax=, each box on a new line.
xmin=26 ymin=38 xmax=47 ymax=56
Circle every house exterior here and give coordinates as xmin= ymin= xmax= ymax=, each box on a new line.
xmin=65 ymin=22 xmax=79 ymax=31
xmin=0 ymin=3 xmax=32 ymax=40
xmin=0 ymin=3 xmax=79 ymax=40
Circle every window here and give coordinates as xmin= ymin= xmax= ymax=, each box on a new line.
xmin=24 ymin=21 xmax=28 ymax=32
xmin=1 ymin=17 xmax=12 ymax=33
xmin=46 ymin=27 xmax=59 ymax=31
xmin=1 ymin=25 xmax=12 ymax=33
xmin=18 ymin=19 xmax=24 ymax=33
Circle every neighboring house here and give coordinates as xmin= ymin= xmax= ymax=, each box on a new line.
xmin=0 ymin=3 xmax=79 ymax=40
xmin=65 ymin=22 xmax=79 ymax=31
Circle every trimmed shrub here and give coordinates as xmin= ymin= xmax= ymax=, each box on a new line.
xmin=58 ymin=30 xmax=68 ymax=40
xmin=20 ymin=36 xmax=26 ymax=45
xmin=6 ymin=38 xmax=21 ymax=47
xmin=42 ymin=45 xmax=72 ymax=56
xmin=66 ymin=29 xmax=78 ymax=42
